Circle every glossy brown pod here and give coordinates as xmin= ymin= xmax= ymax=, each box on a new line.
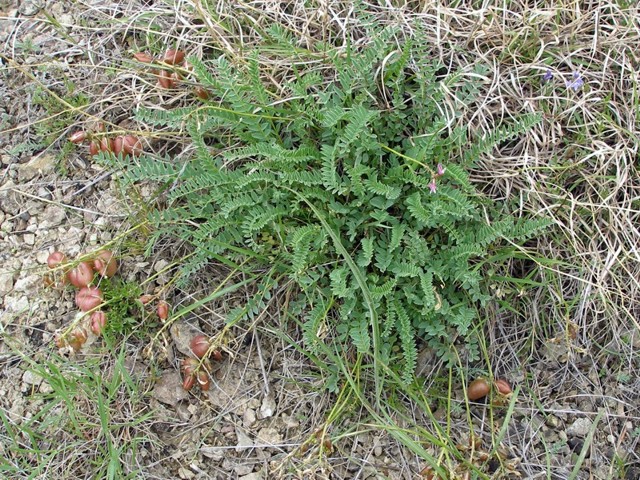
xmin=195 ymin=87 xmax=209 ymax=100
xmin=100 ymin=137 xmax=114 ymax=153
xmin=90 ymin=310 xmax=107 ymax=335
xmin=122 ymin=135 xmax=143 ymax=156
xmin=76 ymin=286 xmax=103 ymax=312
xmin=67 ymin=261 xmax=94 ymax=288
xmin=94 ymin=250 xmax=117 ymax=278
xmin=163 ymin=49 xmax=185 ymax=65
xmin=494 ymin=379 xmax=512 ymax=395
xmin=467 ymin=378 xmax=490 ymax=401
xmin=68 ymin=130 xmax=87 ymax=144
xmin=113 ymin=136 xmax=124 ymax=155
xmin=157 ymin=70 xmax=174 ymax=89
xmin=47 ymin=251 xmax=66 ymax=269
xmin=133 ymin=52 xmax=154 ymax=63
xmin=89 ymin=141 xmax=100 ymax=155
xmin=190 ymin=335 xmax=210 ymax=359
xmin=157 ymin=301 xmax=169 ymax=320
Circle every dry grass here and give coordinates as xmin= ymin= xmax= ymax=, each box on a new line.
xmin=1 ymin=0 xmax=639 ymax=478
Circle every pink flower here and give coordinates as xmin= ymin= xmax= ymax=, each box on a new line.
xmin=436 ymin=163 xmax=445 ymax=176
xmin=428 ymin=179 xmax=437 ymax=193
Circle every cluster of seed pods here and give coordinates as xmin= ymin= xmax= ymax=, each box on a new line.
xmin=181 ymin=334 xmax=223 ymax=392
xmin=133 ymin=48 xmax=210 ymax=99
xmin=48 ymin=250 xmax=116 ymax=351
xmin=69 ymin=123 xmax=143 ymax=158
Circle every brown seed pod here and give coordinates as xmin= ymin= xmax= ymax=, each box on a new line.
xmin=133 ymin=52 xmax=154 ymax=63
xmin=68 ymin=130 xmax=87 ymax=144
xmin=211 ymin=350 xmax=223 ymax=361
xmin=68 ymin=328 xmax=88 ymax=352
xmin=89 ymin=141 xmax=100 ymax=155
xmin=93 ymin=250 xmax=117 ymax=278
xmin=113 ymin=136 xmax=124 ymax=156
xmin=157 ymin=301 xmax=169 ymax=320
xmin=182 ymin=374 xmax=195 ymax=391
xmin=90 ymin=310 xmax=107 ymax=335
xmin=181 ymin=357 xmax=199 ymax=391
xmin=163 ymin=49 xmax=185 ymax=65
xmin=100 ymin=137 xmax=114 ymax=153
xmin=47 ymin=251 xmax=66 ymax=269
xmin=196 ymin=369 xmax=210 ymax=391
xmin=54 ymin=334 xmax=66 ymax=349
xmin=122 ymin=135 xmax=143 ymax=156
xmin=157 ymin=70 xmax=174 ymax=89
xmin=94 ymin=122 xmax=106 ymax=133
xmin=194 ymin=87 xmax=209 ymax=100
xmin=76 ymin=286 xmax=103 ymax=312
xmin=494 ymin=379 xmax=512 ymax=395
xmin=467 ymin=378 xmax=490 ymax=401
xmin=190 ymin=335 xmax=211 ymax=359
xmin=139 ymin=294 xmax=153 ymax=305
xmin=66 ymin=261 xmax=94 ymax=288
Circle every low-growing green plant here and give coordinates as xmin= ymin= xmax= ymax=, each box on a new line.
xmin=105 ymin=25 xmax=548 ymax=384
xmin=99 ymin=277 xmax=147 ymax=337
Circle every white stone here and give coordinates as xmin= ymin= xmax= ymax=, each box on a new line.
xmin=35 ymin=250 xmax=50 ymax=264
xmin=259 ymin=393 xmax=276 ymax=418
xmin=256 ymin=427 xmax=282 ymax=445
xmin=567 ymin=417 xmax=592 ymax=437
xmin=235 ymin=426 xmax=254 ymax=452
xmin=239 ymin=473 xmax=263 ymax=480
xmin=0 ymin=270 xmax=15 ymax=296
xmin=3 ymin=295 xmax=29 ymax=312
xmin=14 ymin=275 xmax=40 ymax=292
xmin=22 ymin=370 xmax=42 ymax=386
xmin=152 ymin=371 xmax=190 ymax=406
xmin=23 ymin=234 xmax=35 ymax=245
xmin=18 ymin=154 xmax=56 ymax=181
xmin=243 ymin=408 xmax=256 ymax=428
xmin=41 ymin=205 xmax=66 ymax=228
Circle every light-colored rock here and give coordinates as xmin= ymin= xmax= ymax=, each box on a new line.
xmin=239 ymin=473 xmax=263 ymax=480
xmin=235 ymin=426 xmax=253 ymax=452
xmin=545 ymin=415 xmax=562 ymax=428
xmin=175 ymin=402 xmax=192 ymax=421
xmin=170 ymin=320 xmax=202 ymax=357
xmin=0 ymin=180 xmax=21 ymax=215
xmin=35 ymin=250 xmax=50 ymax=265
xmin=3 ymin=295 xmax=29 ymax=312
xmin=153 ymin=259 xmax=170 ymax=273
xmin=40 ymin=205 xmax=66 ymax=228
xmin=259 ymin=393 xmax=276 ymax=418
xmin=243 ymin=408 xmax=256 ymax=428
xmin=96 ymin=192 xmax=118 ymax=213
xmin=177 ymin=466 xmax=195 ymax=479
xmin=201 ymin=446 xmax=225 ymax=461
xmin=18 ymin=154 xmax=56 ymax=182
xmin=14 ymin=274 xmax=40 ymax=293
xmin=567 ymin=417 xmax=592 ymax=437
xmin=152 ymin=371 xmax=189 ymax=406
xmin=22 ymin=370 xmax=43 ymax=386
xmin=23 ymin=233 xmax=35 ymax=245
xmin=0 ymin=270 xmax=16 ymax=297
xmin=234 ymin=464 xmax=253 ymax=475
xmin=256 ymin=427 xmax=282 ymax=445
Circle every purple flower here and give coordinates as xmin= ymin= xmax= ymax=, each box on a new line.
xmin=566 ymin=72 xmax=584 ymax=91
xmin=542 ymin=69 xmax=553 ymax=82
xmin=428 ymin=179 xmax=437 ymax=193
xmin=436 ymin=163 xmax=446 ymax=176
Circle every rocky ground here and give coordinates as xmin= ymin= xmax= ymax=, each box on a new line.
xmin=1 ymin=1 xmax=639 ymax=479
